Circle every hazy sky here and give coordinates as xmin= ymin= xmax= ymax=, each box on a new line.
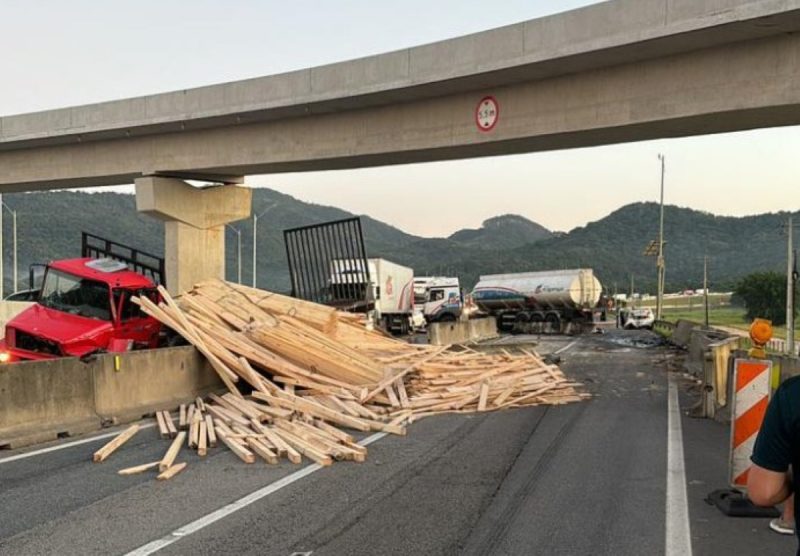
xmin=3 ymin=0 xmax=799 ymax=236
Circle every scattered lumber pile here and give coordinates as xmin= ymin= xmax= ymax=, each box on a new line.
xmin=93 ymin=280 xmax=586 ymax=477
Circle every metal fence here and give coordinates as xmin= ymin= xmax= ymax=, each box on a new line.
xmin=283 ymin=217 xmax=370 ymax=309
xmin=81 ymin=232 xmax=165 ymax=285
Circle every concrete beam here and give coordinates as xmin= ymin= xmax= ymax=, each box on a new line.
xmin=3 ymin=0 xmax=800 ymax=152
xmin=2 ymin=30 xmax=800 ymax=193
xmin=135 ymin=177 xmax=251 ymax=294
xmin=3 ymin=0 xmax=800 ymax=191
xmin=135 ymin=176 xmax=251 ymax=229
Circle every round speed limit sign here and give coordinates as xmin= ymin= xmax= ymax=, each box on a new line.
xmin=475 ymin=96 xmax=499 ymax=132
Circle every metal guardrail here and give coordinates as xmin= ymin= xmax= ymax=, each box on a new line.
xmin=653 ymin=319 xmax=676 ymax=336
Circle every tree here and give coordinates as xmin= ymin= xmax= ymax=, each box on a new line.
xmin=733 ymin=271 xmax=794 ymax=325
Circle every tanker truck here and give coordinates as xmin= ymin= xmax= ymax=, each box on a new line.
xmin=471 ymin=268 xmax=603 ymax=333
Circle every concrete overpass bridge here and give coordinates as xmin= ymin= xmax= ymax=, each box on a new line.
xmin=2 ymin=0 xmax=800 ymax=292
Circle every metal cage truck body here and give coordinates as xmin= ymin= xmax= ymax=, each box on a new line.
xmin=471 ymin=268 xmax=603 ymax=333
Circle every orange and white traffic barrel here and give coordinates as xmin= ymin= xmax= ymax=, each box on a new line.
xmin=729 ymin=358 xmax=773 ymax=488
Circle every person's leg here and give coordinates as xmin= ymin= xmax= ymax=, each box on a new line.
xmin=785 ymin=493 xmax=795 ymax=523
xmin=770 ymin=493 xmax=795 ymax=535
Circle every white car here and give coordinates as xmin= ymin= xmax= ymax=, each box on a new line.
xmin=624 ymin=308 xmax=655 ymax=330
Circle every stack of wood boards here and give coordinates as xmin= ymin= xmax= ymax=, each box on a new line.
xmin=128 ymin=280 xmax=586 ymax=470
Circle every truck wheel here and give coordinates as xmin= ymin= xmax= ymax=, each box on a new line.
xmin=545 ymin=313 xmax=561 ymax=331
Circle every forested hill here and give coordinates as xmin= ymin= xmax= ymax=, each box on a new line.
xmin=1 ymin=189 xmax=794 ymax=294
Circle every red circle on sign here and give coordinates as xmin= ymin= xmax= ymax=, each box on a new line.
xmin=475 ymin=95 xmax=499 ymax=132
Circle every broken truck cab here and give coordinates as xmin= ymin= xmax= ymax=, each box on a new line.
xmin=0 ymin=258 xmax=162 ymax=363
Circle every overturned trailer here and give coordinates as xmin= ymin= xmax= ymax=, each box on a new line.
xmin=471 ymin=269 xmax=603 ymax=333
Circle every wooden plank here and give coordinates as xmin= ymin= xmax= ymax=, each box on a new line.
xmin=195 ymin=397 xmax=206 ymax=412
xmin=478 ymin=381 xmax=490 ymax=412
xmin=155 ymin=411 xmax=169 ymax=438
xmin=246 ymin=437 xmax=279 ymax=464
xmin=93 ymin=425 xmax=140 ymax=463
xmin=186 ymin=404 xmax=196 ymax=430
xmin=362 ymin=346 xmax=450 ymax=402
xmin=395 ymin=378 xmax=410 ymax=409
xmin=159 ymin=431 xmax=187 ymax=472
xmin=314 ymin=419 xmax=355 ymax=444
xmin=164 ymin=411 xmax=178 ymax=438
xmin=251 ymin=419 xmax=301 ymax=464
xmin=179 ymin=404 xmax=187 ymax=430
xmin=271 ymin=426 xmax=332 ymax=466
xmin=384 ymin=386 xmax=401 ymax=408
xmin=207 ymin=404 xmax=251 ymax=427
xmin=253 ymin=391 xmax=372 ymax=432
xmin=188 ymin=417 xmax=198 ymax=449
xmin=205 ymin=414 xmax=218 ymax=447
xmin=118 ymin=461 xmax=160 ymax=476
xmin=198 ymin=421 xmax=208 ymax=457
xmin=157 ymin=462 xmax=188 ymax=480
xmin=216 ymin=427 xmax=256 ymax=464
xmin=492 ymin=387 xmax=515 ymax=407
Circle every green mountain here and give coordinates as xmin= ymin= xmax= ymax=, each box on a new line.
xmin=448 ymin=215 xmax=552 ymax=249
xmin=0 ymin=190 xmax=794 ymax=296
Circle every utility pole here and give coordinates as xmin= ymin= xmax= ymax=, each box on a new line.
xmin=703 ymin=255 xmax=709 ymax=329
xmin=225 ymin=225 xmax=242 ymax=284
xmin=252 ymin=202 xmax=278 ymax=288
xmin=787 ymin=217 xmax=795 ymax=356
xmin=629 ymin=274 xmax=634 ymax=305
xmin=656 ymin=154 xmax=666 ymax=320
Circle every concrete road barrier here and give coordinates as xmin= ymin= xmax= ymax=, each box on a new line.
xmin=0 ymin=346 xmax=222 ymax=449
xmin=0 ymin=356 xmax=97 ymax=449
xmin=0 ymin=300 xmax=34 ymax=329
xmin=428 ymin=317 xmax=498 ymax=346
xmin=92 ymin=346 xmax=221 ymax=423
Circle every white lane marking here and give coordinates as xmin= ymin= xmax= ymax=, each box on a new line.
xmin=666 ymin=379 xmax=692 ymax=556
xmin=125 ymin=431 xmax=389 ymax=556
xmin=0 ymin=423 xmax=156 ymax=465
xmin=554 ymin=339 xmax=579 ymax=355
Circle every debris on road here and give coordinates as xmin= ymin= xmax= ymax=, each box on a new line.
xmin=98 ymin=280 xmax=586 ymax=477
xmin=92 ymin=424 xmax=140 ymax=463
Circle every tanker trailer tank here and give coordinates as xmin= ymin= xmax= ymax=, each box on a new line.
xmin=471 ymin=268 xmax=602 ymax=333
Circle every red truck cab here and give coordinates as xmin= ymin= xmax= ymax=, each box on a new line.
xmin=0 ymin=257 xmax=163 ymax=363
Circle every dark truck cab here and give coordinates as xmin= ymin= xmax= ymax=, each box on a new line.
xmin=0 ymin=233 xmax=167 ymax=363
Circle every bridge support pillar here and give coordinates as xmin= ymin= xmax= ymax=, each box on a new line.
xmin=134 ymin=176 xmax=252 ymax=295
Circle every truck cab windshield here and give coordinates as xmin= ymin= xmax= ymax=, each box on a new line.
xmin=428 ymin=289 xmax=445 ymax=302
xmin=38 ymin=269 xmax=111 ymax=320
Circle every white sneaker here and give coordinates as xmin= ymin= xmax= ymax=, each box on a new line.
xmin=769 ymin=517 xmax=795 ymax=535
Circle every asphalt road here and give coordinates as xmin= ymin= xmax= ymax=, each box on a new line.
xmin=0 ymin=331 xmax=794 ymax=555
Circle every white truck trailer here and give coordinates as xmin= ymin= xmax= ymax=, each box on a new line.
xmin=471 ymin=268 xmax=603 ymax=332
xmin=330 ymin=258 xmax=414 ymax=335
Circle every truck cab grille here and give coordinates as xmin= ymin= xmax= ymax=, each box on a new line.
xmin=14 ymin=330 xmax=61 ymax=356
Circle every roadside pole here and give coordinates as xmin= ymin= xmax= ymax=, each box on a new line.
xmin=788 ymin=217 xmax=795 ymax=355
xmin=703 ymin=256 xmax=709 ymax=329
xmin=656 ymin=154 xmax=666 ymax=321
